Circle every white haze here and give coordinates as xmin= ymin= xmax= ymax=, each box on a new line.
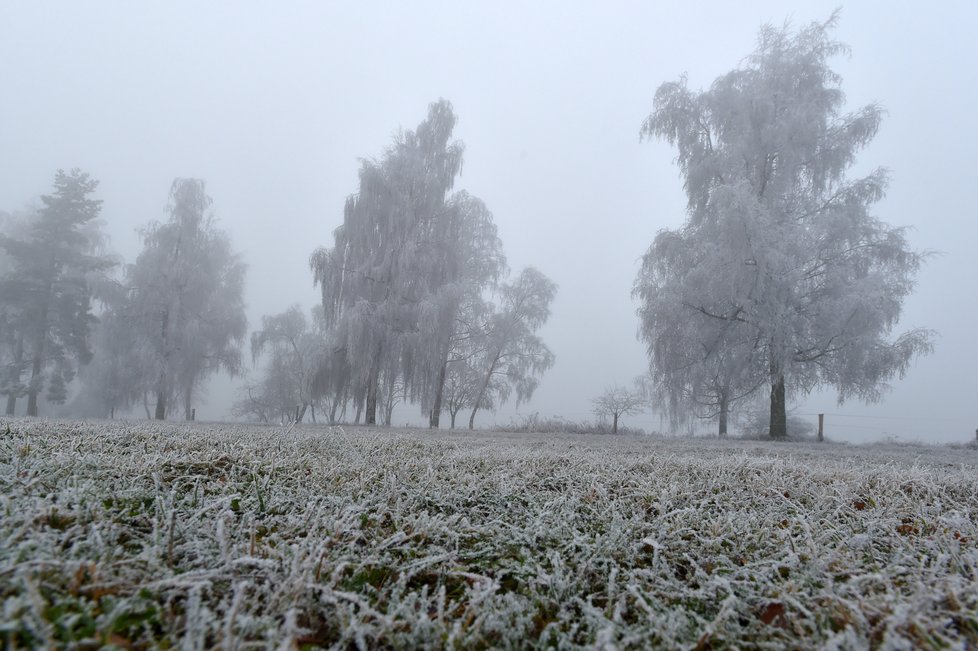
xmin=1 ymin=1 xmax=975 ymax=442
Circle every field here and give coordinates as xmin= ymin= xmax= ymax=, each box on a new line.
xmin=1 ymin=419 xmax=976 ymax=649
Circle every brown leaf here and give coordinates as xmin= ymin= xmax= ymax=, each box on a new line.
xmin=760 ymin=601 xmax=785 ymax=625
xmin=853 ymin=500 xmax=866 ymax=510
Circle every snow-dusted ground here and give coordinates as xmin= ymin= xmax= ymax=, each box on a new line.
xmin=1 ymin=419 xmax=976 ymax=649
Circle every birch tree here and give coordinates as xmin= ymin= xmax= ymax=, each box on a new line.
xmin=312 ymin=100 xmax=503 ymax=427
xmin=442 ymin=358 xmax=487 ymax=429
xmin=636 ymin=13 xmax=932 ymax=438
xmin=468 ymin=267 xmax=557 ymax=430
xmin=416 ymin=191 xmax=505 ymax=427
xmin=247 ymin=305 xmax=333 ymax=423
xmin=636 ymin=228 xmax=766 ymax=435
xmin=129 ymin=179 xmax=247 ymax=420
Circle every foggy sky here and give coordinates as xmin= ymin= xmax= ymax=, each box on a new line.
xmin=2 ymin=1 xmax=975 ymax=442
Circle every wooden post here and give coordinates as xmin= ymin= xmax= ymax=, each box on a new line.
xmin=817 ymin=414 xmax=824 ymax=442
xmin=191 ymin=408 xmax=195 ymax=421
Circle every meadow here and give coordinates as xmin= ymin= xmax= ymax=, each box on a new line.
xmin=1 ymin=419 xmax=976 ymax=649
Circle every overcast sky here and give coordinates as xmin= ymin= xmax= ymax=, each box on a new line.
xmin=1 ymin=1 xmax=975 ymax=442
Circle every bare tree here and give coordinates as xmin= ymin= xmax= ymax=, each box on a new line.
xmin=592 ymin=383 xmax=647 ymax=434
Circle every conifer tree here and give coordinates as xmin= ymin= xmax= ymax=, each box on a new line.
xmin=0 ymin=170 xmax=114 ymax=416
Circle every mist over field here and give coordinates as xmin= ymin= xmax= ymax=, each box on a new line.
xmin=0 ymin=4 xmax=975 ymax=440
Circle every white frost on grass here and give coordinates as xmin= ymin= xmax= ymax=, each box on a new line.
xmin=1 ymin=419 xmax=976 ymax=648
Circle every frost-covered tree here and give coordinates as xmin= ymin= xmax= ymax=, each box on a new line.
xmin=312 ymin=100 xmax=504 ymax=427
xmin=378 ymin=367 xmax=405 ymax=427
xmin=636 ymin=236 xmax=767 ymax=436
xmin=418 ymin=191 xmax=505 ymax=427
xmin=128 ymin=179 xmax=247 ymax=420
xmin=0 ymin=170 xmax=115 ymax=416
xmin=442 ymin=358 xmax=490 ymax=429
xmin=69 ymin=294 xmax=145 ymax=418
xmin=636 ymin=13 xmax=932 ymax=439
xmin=0 ymin=209 xmax=32 ymax=415
xmin=592 ymin=382 xmax=648 ymax=434
xmin=246 ymin=305 xmax=334 ymax=423
xmin=311 ymin=101 xmax=463 ymax=425
xmin=468 ymin=267 xmax=557 ymax=430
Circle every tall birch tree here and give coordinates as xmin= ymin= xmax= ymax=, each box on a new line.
xmin=312 ymin=100 xmax=503 ymax=427
xmin=636 ymin=13 xmax=932 ymax=438
xmin=415 ymin=191 xmax=505 ymax=428
xmin=128 ymin=178 xmax=247 ymax=420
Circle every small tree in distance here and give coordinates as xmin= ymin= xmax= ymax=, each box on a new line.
xmin=592 ymin=383 xmax=648 ymax=434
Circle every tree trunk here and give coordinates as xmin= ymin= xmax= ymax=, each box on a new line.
xmin=183 ymin=380 xmax=194 ymax=421
xmin=450 ymin=410 xmax=457 ymax=429
xmin=26 ymin=351 xmax=43 ymax=417
xmin=612 ymin=413 xmax=619 ymax=434
xmin=329 ymin=399 xmax=340 ymax=424
xmin=429 ymin=361 xmax=447 ymax=429
xmin=5 ymin=343 xmax=24 ymax=416
xmin=156 ymin=310 xmax=171 ymax=421
xmin=718 ymin=392 xmax=728 ymax=437
xmin=310 ymin=403 xmax=317 ymax=424
xmin=769 ymin=374 xmax=787 ymax=439
xmin=468 ymin=355 xmax=499 ymax=431
xmin=26 ymin=283 xmax=52 ymax=418
xmin=365 ymin=380 xmax=377 ymax=425
xmin=143 ymin=392 xmax=151 ymax=419
xmin=155 ymin=390 xmax=167 ymax=421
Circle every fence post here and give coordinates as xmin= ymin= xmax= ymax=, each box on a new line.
xmin=817 ymin=414 xmax=824 ymax=442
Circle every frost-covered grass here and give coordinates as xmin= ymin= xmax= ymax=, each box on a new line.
xmin=1 ymin=419 xmax=976 ymax=649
